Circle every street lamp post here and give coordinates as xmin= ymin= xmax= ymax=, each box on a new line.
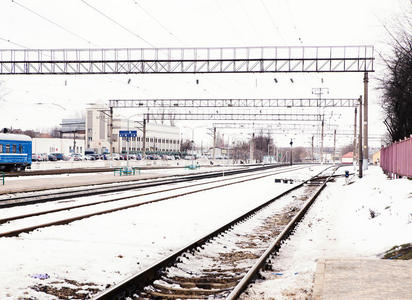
xmin=290 ymin=139 xmax=293 ymax=166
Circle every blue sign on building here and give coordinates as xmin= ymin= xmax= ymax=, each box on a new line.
xmin=119 ymin=130 xmax=138 ymax=138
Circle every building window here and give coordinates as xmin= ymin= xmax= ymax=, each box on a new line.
xmin=146 ymin=138 xmax=149 ymax=142
xmin=137 ymin=137 xmax=140 ymax=141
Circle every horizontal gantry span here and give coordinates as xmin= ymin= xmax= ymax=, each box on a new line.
xmin=147 ymin=113 xmax=322 ymax=121
xmin=211 ymin=122 xmax=339 ymax=130
xmin=109 ymin=98 xmax=360 ymax=108
xmin=0 ymin=46 xmax=374 ymax=74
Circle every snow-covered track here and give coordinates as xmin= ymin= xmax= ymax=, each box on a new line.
xmin=92 ymin=166 xmax=337 ymax=300
xmin=0 ymin=166 xmax=308 ymax=238
xmin=0 ymin=164 xmax=289 ymax=208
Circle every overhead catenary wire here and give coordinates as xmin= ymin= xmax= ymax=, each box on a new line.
xmin=130 ymin=0 xmax=185 ymax=45
xmin=259 ymin=0 xmax=285 ymax=42
xmin=0 ymin=36 xmax=29 ymax=49
xmin=11 ymin=0 xmax=98 ymax=47
xmin=80 ymin=0 xmax=155 ymax=47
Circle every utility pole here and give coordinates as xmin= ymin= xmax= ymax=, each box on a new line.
xmin=333 ymin=129 xmax=336 ymax=163
xmin=290 ymin=139 xmax=293 ymax=165
xmin=359 ymin=96 xmax=363 ymax=178
xmin=109 ymin=106 xmax=113 ymax=155
xmin=353 ymin=107 xmax=357 ymax=164
xmin=142 ymin=115 xmax=147 ymax=159
xmin=311 ymin=135 xmax=314 ymax=162
xmin=250 ymin=132 xmax=255 ymax=163
xmin=320 ymin=117 xmax=324 ymax=164
xmin=212 ymin=127 xmax=216 ymax=160
xmin=363 ymin=72 xmax=369 ymax=166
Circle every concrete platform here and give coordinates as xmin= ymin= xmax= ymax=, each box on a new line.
xmin=0 ymin=172 xmax=170 ymax=195
xmin=313 ymin=258 xmax=412 ymax=299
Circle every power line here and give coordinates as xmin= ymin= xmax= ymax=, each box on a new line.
xmin=259 ymin=0 xmax=285 ymax=42
xmin=80 ymin=0 xmax=155 ymax=47
xmin=131 ymin=0 xmax=184 ymax=45
xmin=0 ymin=36 xmax=29 ymax=48
xmin=11 ymin=0 xmax=97 ymax=47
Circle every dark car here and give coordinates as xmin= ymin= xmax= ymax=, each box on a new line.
xmin=50 ymin=153 xmax=64 ymax=160
xmin=48 ymin=154 xmax=57 ymax=161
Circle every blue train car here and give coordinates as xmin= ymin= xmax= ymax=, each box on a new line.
xmin=0 ymin=133 xmax=32 ymax=171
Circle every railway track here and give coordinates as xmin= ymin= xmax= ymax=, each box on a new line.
xmin=92 ymin=166 xmax=337 ymax=299
xmin=0 ymin=164 xmax=290 ymax=208
xmin=0 ymin=165 xmax=310 ymax=238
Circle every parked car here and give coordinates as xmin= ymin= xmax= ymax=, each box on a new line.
xmin=48 ymin=154 xmax=57 ymax=161
xmin=112 ymin=153 xmax=121 ymax=160
xmin=32 ymin=153 xmax=39 ymax=162
xmin=174 ymin=155 xmax=181 ymax=160
xmin=50 ymin=153 xmax=64 ymax=160
xmin=84 ymin=155 xmax=95 ymax=160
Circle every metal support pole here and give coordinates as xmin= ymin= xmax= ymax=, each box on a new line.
xmin=109 ymin=106 xmax=113 ymax=167
xmin=353 ymin=107 xmax=357 ymax=164
xmin=363 ymin=72 xmax=369 ymax=165
xmin=320 ymin=118 xmax=324 ymax=164
xmin=127 ymin=119 xmax=130 ymax=169
xmin=212 ymin=127 xmax=216 ymax=160
xmin=311 ymin=135 xmax=314 ymax=162
xmin=250 ymin=133 xmax=255 ymax=163
xmin=290 ymin=140 xmax=293 ymax=166
xmin=142 ymin=116 xmax=147 ymax=159
xmin=359 ymin=96 xmax=363 ymax=178
xmin=333 ymin=129 xmax=336 ymax=163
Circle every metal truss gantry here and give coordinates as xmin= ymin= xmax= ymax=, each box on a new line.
xmin=211 ymin=122 xmax=338 ymax=131
xmin=109 ymin=98 xmax=359 ymax=108
xmin=0 ymin=46 xmax=374 ymax=75
xmin=146 ymin=113 xmax=322 ymax=121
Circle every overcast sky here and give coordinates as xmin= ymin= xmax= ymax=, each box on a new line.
xmin=0 ymin=0 xmax=410 ymax=148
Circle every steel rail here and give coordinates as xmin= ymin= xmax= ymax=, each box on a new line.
xmin=0 ymin=166 xmax=309 ymax=238
xmin=0 ymin=164 xmax=289 ymax=208
xmin=0 ymin=166 xmax=305 ymax=225
xmin=92 ymin=166 xmax=334 ymax=300
xmin=227 ymin=167 xmax=337 ymax=299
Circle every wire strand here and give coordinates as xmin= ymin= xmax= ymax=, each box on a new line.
xmin=12 ymin=0 xmax=98 ymax=47
xmin=80 ymin=0 xmax=155 ymax=47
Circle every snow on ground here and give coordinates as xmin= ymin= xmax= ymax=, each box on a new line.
xmin=242 ymin=165 xmax=412 ymax=300
xmin=0 ymin=165 xmax=325 ymax=299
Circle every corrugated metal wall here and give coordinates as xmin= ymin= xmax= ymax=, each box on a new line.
xmin=380 ymin=135 xmax=412 ymax=178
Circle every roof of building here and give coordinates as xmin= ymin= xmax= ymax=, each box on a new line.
xmin=342 ymin=151 xmax=353 ymax=158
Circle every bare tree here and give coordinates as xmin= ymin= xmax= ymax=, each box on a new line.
xmin=379 ymin=13 xmax=412 ymax=142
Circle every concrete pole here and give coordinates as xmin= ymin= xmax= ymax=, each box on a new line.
xmin=212 ymin=127 xmax=216 ymax=160
xmin=109 ymin=106 xmax=113 ymax=167
xmin=142 ymin=116 xmax=147 ymax=159
xmin=109 ymin=106 xmax=113 ymax=154
xmin=320 ymin=118 xmax=324 ymax=164
xmin=363 ymin=72 xmax=369 ymax=165
xmin=353 ymin=107 xmax=357 ymax=163
xmin=311 ymin=135 xmax=314 ymax=162
xmin=126 ymin=119 xmax=130 ymax=169
xmin=333 ymin=129 xmax=336 ymax=163
xmin=250 ymin=132 xmax=255 ymax=163
xmin=359 ymin=96 xmax=363 ymax=178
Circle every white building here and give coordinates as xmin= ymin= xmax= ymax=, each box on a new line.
xmin=85 ymin=106 xmax=180 ymax=154
xmin=32 ymin=138 xmax=85 ymax=154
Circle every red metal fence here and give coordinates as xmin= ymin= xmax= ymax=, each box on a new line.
xmin=380 ymin=135 xmax=412 ymax=178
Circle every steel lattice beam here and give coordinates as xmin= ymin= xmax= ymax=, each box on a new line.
xmin=0 ymin=46 xmax=374 ymax=75
xmin=211 ymin=122 xmax=339 ymax=130
xmin=147 ymin=113 xmax=321 ymax=121
xmin=109 ymin=98 xmax=360 ymax=108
